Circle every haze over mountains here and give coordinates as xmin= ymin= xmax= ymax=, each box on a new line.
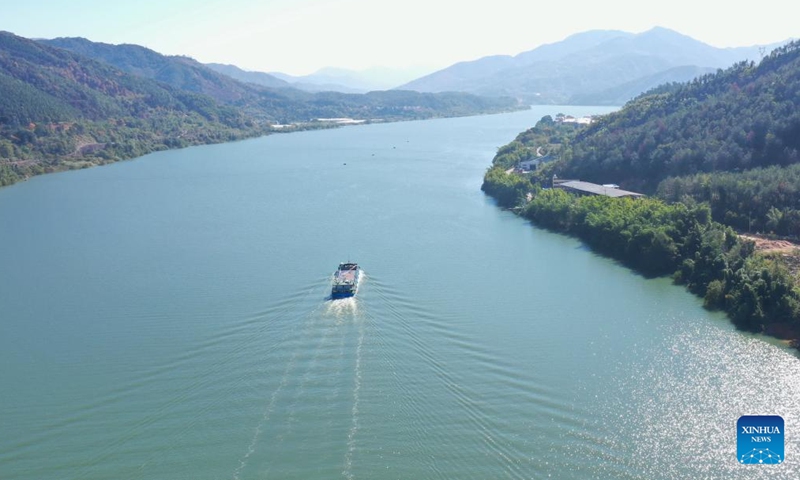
xmin=34 ymin=36 xmax=517 ymax=122
xmin=267 ymin=66 xmax=434 ymax=93
xmin=40 ymin=37 xmax=283 ymax=106
xmin=41 ymin=27 xmax=788 ymax=106
xmin=204 ymin=27 xmax=786 ymax=103
xmin=203 ymin=64 xmax=432 ymax=94
xmin=197 ymin=27 xmax=790 ymax=105
xmin=2 ymin=24 xmax=793 ymax=190
xmin=0 ymin=31 xmax=520 ymax=186
xmin=399 ymin=27 xmax=788 ymax=104
xmin=481 ymin=39 xmax=800 ymax=340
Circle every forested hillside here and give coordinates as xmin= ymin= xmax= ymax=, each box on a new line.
xmin=400 ymin=27 xmax=774 ymax=104
xmin=204 ymin=62 xmax=291 ymax=89
xmin=40 ymin=37 xmax=274 ymax=105
xmin=0 ymin=31 xmax=522 ymax=187
xmin=0 ymin=31 xmax=261 ymax=186
xmin=38 ymin=36 xmax=522 ymax=124
xmin=542 ymin=41 xmax=800 ymax=238
xmin=555 ymin=41 xmax=800 ymax=193
xmin=491 ymin=41 xmax=800 ymax=237
xmin=482 ymin=40 xmax=800 ymax=345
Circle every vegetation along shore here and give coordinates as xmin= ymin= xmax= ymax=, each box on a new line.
xmin=0 ymin=31 xmax=524 ymax=187
xmin=483 ymin=40 xmax=800 ymax=347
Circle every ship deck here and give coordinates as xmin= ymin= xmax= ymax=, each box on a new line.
xmin=334 ymin=270 xmax=357 ymax=284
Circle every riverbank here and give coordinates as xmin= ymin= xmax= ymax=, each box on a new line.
xmin=0 ymin=119 xmax=345 ymax=188
xmin=1 ymin=105 xmax=528 ymax=189
xmin=5 ymin=106 xmax=799 ymax=479
xmin=482 ymin=173 xmax=800 ymax=349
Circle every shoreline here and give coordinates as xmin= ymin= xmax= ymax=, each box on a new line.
xmin=0 ymin=106 xmax=527 ymax=190
xmin=481 ymin=178 xmax=800 ymax=351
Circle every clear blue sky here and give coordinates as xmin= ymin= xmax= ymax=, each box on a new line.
xmin=2 ymin=0 xmax=796 ymax=75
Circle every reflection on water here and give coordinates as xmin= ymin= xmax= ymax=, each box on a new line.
xmin=1 ymin=107 xmax=798 ymax=479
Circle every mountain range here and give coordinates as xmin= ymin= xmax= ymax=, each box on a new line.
xmin=36 ymin=36 xmax=515 ymax=122
xmin=0 ymin=31 xmax=520 ymax=186
xmin=3 ymin=25 xmax=793 ymax=189
xmin=481 ymin=40 xmax=800 ymax=340
xmin=399 ymin=27 xmax=787 ymax=104
xmin=39 ymin=37 xmax=278 ymax=106
xmin=270 ymin=66 xmax=434 ymax=93
xmin=43 ymin=27 xmax=786 ymax=108
xmin=204 ymin=64 xmax=432 ymax=93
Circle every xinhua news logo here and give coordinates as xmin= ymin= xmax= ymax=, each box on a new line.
xmin=737 ymin=415 xmax=784 ymax=465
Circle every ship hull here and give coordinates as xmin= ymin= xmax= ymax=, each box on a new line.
xmin=331 ymin=262 xmax=360 ymax=299
xmin=331 ymin=289 xmax=356 ymax=299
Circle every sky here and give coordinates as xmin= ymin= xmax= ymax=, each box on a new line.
xmin=2 ymin=0 xmax=796 ymax=76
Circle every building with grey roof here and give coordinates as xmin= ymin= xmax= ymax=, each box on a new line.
xmin=553 ymin=179 xmax=644 ymax=198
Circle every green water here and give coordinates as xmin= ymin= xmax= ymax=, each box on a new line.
xmin=1 ymin=107 xmax=798 ymax=479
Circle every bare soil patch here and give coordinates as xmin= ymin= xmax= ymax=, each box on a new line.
xmin=740 ymin=233 xmax=800 ymax=278
xmin=739 ymin=234 xmax=799 ymax=253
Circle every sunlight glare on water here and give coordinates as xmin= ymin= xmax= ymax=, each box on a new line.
xmin=1 ymin=107 xmax=799 ymax=479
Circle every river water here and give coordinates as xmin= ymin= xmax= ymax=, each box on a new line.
xmin=1 ymin=107 xmax=798 ymax=479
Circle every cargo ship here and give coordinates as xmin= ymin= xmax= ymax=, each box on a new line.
xmin=331 ymin=262 xmax=361 ymax=299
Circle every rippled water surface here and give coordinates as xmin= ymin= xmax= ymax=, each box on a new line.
xmin=2 ymin=107 xmax=799 ymax=479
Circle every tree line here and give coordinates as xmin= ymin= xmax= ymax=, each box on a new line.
xmin=657 ymin=164 xmax=800 ymax=237
xmin=0 ymin=31 xmax=525 ymax=188
xmin=481 ymin=173 xmax=800 ymax=339
xmin=481 ymin=39 xmax=800 ymax=342
xmin=548 ymin=40 xmax=800 ymax=194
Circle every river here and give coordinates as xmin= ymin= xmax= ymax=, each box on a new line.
xmin=1 ymin=107 xmax=798 ymax=479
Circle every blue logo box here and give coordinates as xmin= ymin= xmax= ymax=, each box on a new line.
xmin=737 ymin=415 xmax=784 ymax=465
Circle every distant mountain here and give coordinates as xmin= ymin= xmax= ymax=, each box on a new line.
xmin=40 ymin=36 xmax=521 ymax=123
xmin=399 ymin=27 xmax=784 ymax=104
xmin=38 ymin=37 xmax=327 ymax=122
xmin=567 ymin=65 xmax=716 ymax=105
xmin=260 ymin=70 xmax=367 ymax=94
xmin=1 ymin=32 xmax=523 ymax=186
xmin=1 ymin=33 xmax=253 ymax=126
xmin=0 ymin=31 xmax=263 ymax=186
xmin=204 ymin=63 xmax=291 ymax=89
xmin=482 ymin=41 xmax=800 ymax=341
xmin=270 ymin=66 xmax=434 ymax=93
xmin=513 ymin=29 xmax=632 ymax=64
xmin=40 ymin=37 xmax=269 ymax=105
xmin=547 ymin=41 xmax=800 ymax=193
xmin=412 ymin=30 xmax=629 ymax=90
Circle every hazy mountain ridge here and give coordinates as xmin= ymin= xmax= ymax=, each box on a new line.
xmin=560 ymin=40 xmax=800 ymax=189
xmin=268 ymin=66 xmax=434 ymax=93
xmin=0 ymin=31 xmax=264 ymax=185
xmin=40 ymin=37 xmax=274 ymax=105
xmin=0 ymin=31 xmax=523 ymax=187
xmin=484 ymin=38 xmax=800 ymax=220
xmin=567 ymin=65 xmax=716 ymax=105
xmin=481 ymin=41 xmax=800 ymax=340
xmin=231 ymin=68 xmax=367 ymax=93
xmin=35 ymin=36 xmax=520 ymax=123
xmin=203 ymin=63 xmax=292 ymax=89
xmin=204 ymin=62 xmax=419 ymax=95
xmin=1 ymin=33 xmax=248 ymax=123
xmin=400 ymin=27 xmax=785 ymax=104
